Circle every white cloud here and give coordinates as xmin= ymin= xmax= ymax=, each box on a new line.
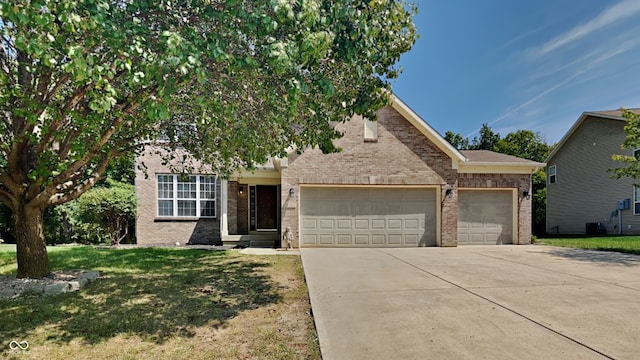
xmin=536 ymin=0 xmax=640 ymax=56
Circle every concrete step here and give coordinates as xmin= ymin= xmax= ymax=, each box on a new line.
xmin=222 ymin=234 xmax=280 ymax=248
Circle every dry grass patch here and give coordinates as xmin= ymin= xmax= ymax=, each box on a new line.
xmin=0 ymin=246 xmax=320 ymax=359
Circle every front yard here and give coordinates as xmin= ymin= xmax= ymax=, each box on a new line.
xmin=537 ymin=236 xmax=640 ymax=255
xmin=0 ymin=245 xmax=320 ymax=360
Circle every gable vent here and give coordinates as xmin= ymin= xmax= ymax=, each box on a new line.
xmin=364 ymin=119 xmax=378 ymax=142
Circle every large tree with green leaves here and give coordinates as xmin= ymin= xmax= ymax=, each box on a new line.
xmin=0 ymin=0 xmax=417 ymax=278
xmin=612 ymin=109 xmax=640 ymax=179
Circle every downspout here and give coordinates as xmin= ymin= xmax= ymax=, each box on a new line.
xmin=619 ymin=208 xmax=622 ymax=235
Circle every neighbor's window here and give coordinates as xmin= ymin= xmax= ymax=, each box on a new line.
xmin=157 ymin=174 xmax=216 ymax=217
xmin=548 ymin=165 xmax=556 ymax=184
xmin=634 ymin=186 xmax=640 ymax=215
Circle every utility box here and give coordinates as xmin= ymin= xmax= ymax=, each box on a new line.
xmin=617 ymin=199 xmax=631 ymax=210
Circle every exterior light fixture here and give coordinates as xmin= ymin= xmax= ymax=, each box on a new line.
xmin=239 ymin=186 xmax=244 ymax=194
xmin=445 ymin=188 xmax=453 ymax=198
xmin=523 ymin=190 xmax=530 ymax=199
xmin=289 ymin=187 xmax=295 ymax=197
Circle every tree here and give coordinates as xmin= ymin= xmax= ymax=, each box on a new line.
xmin=494 ymin=130 xmax=551 ymax=163
xmin=612 ymin=109 xmax=640 ymax=179
xmin=0 ymin=1 xmax=417 ymax=277
xmin=470 ymin=123 xmax=500 ymax=150
xmin=75 ymin=180 xmax=136 ymax=246
xmin=444 ymin=131 xmax=470 ymax=150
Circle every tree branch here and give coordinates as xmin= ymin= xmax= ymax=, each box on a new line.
xmin=0 ymin=187 xmax=15 ymax=209
xmin=50 ymin=91 xmax=152 ymax=188
xmin=47 ymin=155 xmax=111 ymax=207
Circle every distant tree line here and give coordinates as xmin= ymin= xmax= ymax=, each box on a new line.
xmin=444 ymin=124 xmax=553 ymax=236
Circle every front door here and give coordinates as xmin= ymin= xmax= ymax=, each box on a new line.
xmin=256 ymin=185 xmax=278 ymax=231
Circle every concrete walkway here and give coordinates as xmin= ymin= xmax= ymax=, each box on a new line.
xmin=301 ymin=246 xmax=640 ymax=360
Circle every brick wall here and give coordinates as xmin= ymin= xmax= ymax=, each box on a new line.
xmin=135 ymin=145 xmax=221 ymax=245
xmin=282 ymin=106 xmax=458 ymax=247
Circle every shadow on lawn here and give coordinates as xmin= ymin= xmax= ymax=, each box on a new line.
xmin=0 ymin=247 xmax=280 ymax=349
xmin=545 ymin=246 xmax=640 ymax=266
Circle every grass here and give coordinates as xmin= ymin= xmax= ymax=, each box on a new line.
xmin=0 ymin=245 xmax=320 ymax=360
xmin=536 ymin=236 xmax=640 ymax=255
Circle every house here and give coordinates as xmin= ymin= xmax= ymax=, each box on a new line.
xmin=135 ymin=95 xmax=543 ymax=247
xmin=546 ymin=109 xmax=640 ymax=235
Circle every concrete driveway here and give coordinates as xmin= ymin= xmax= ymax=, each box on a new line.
xmin=301 ymin=246 xmax=640 ymax=360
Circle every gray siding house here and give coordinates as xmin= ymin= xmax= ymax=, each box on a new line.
xmin=546 ymin=109 xmax=640 ymax=235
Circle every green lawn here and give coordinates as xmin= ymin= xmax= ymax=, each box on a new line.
xmin=0 ymin=245 xmax=320 ymax=360
xmin=536 ymin=236 xmax=640 ymax=255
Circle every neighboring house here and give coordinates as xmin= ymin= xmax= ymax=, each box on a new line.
xmin=546 ymin=109 xmax=640 ymax=235
xmin=135 ymin=95 xmax=543 ymax=248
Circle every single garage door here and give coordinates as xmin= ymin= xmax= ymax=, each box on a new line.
xmin=300 ymin=187 xmax=436 ymax=247
xmin=458 ymin=190 xmax=514 ymax=244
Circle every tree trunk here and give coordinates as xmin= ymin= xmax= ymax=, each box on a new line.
xmin=14 ymin=203 xmax=50 ymax=278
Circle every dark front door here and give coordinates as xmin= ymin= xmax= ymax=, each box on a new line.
xmin=256 ymin=185 xmax=278 ymax=230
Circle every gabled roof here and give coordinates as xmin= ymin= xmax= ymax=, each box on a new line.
xmin=391 ymin=95 xmax=543 ymax=173
xmin=389 ymin=94 xmax=467 ymax=163
xmin=545 ymin=108 xmax=640 ymax=163
xmin=269 ymin=94 xmax=544 ymax=174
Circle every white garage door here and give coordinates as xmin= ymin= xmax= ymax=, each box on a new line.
xmin=458 ymin=190 xmax=513 ymax=245
xmin=300 ymin=187 xmax=437 ymax=247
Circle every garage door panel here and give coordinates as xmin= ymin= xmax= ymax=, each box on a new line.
xmin=388 ymin=234 xmax=403 ymax=244
xmin=388 ymin=219 xmax=402 ymax=229
xmin=354 ymin=219 xmax=369 ymax=229
xmin=301 ymin=187 xmax=436 ymax=248
xmin=458 ymin=190 xmax=513 ymax=245
xmin=319 ymin=235 xmax=334 ymax=244
xmin=371 ymin=234 xmax=386 ymax=245
xmin=302 ymin=234 xmax=318 ymax=245
xmin=371 ymin=219 xmax=385 ymax=229
xmin=405 ymin=234 xmax=419 ymax=245
xmin=302 ymin=219 xmax=318 ymax=230
xmin=319 ymin=219 xmax=335 ymax=229
xmin=337 ymin=219 xmax=351 ymax=229
xmin=405 ymin=219 xmax=419 ymax=230
xmin=336 ymin=234 xmax=352 ymax=245
xmin=354 ymin=234 xmax=369 ymax=245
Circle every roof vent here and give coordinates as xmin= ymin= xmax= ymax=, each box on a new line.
xmin=364 ymin=119 xmax=378 ymax=142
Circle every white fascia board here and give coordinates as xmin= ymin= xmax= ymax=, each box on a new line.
xmin=390 ymin=94 xmax=467 ymax=163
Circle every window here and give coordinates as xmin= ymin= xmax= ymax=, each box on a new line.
xmin=157 ymin=174 xmax=216 ymax=217
xmin=634 ymin=148 xmax=640 ymax=159
xmin=634 ymin=186 xmax=640 ymax=215
xmin=548 ymin=165 xmax=556 ymax=184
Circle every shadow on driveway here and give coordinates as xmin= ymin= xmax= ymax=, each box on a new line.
xmin=544 ymin=246 xmax=640 ymax=266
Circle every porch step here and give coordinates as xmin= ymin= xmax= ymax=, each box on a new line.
xmin=222 ymin=234 xmax=280 ymax=248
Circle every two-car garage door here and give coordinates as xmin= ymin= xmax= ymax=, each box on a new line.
xmin=300 ymin=187 xmax=437 ymax=247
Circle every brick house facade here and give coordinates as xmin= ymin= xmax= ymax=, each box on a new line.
xmin=136 ymin=95 xmax=543 ymax=247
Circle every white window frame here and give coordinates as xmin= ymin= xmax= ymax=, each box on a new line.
xmin=548 ymin=165 xmax=556 ymax=184
xmin=634 ymin=186 xmax=640 ymax=215
xmin=156 ymin=174 xmax=217 ymax=218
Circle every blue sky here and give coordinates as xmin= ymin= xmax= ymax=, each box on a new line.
xmin=392 ymin=0 xmax=640 ymax=144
